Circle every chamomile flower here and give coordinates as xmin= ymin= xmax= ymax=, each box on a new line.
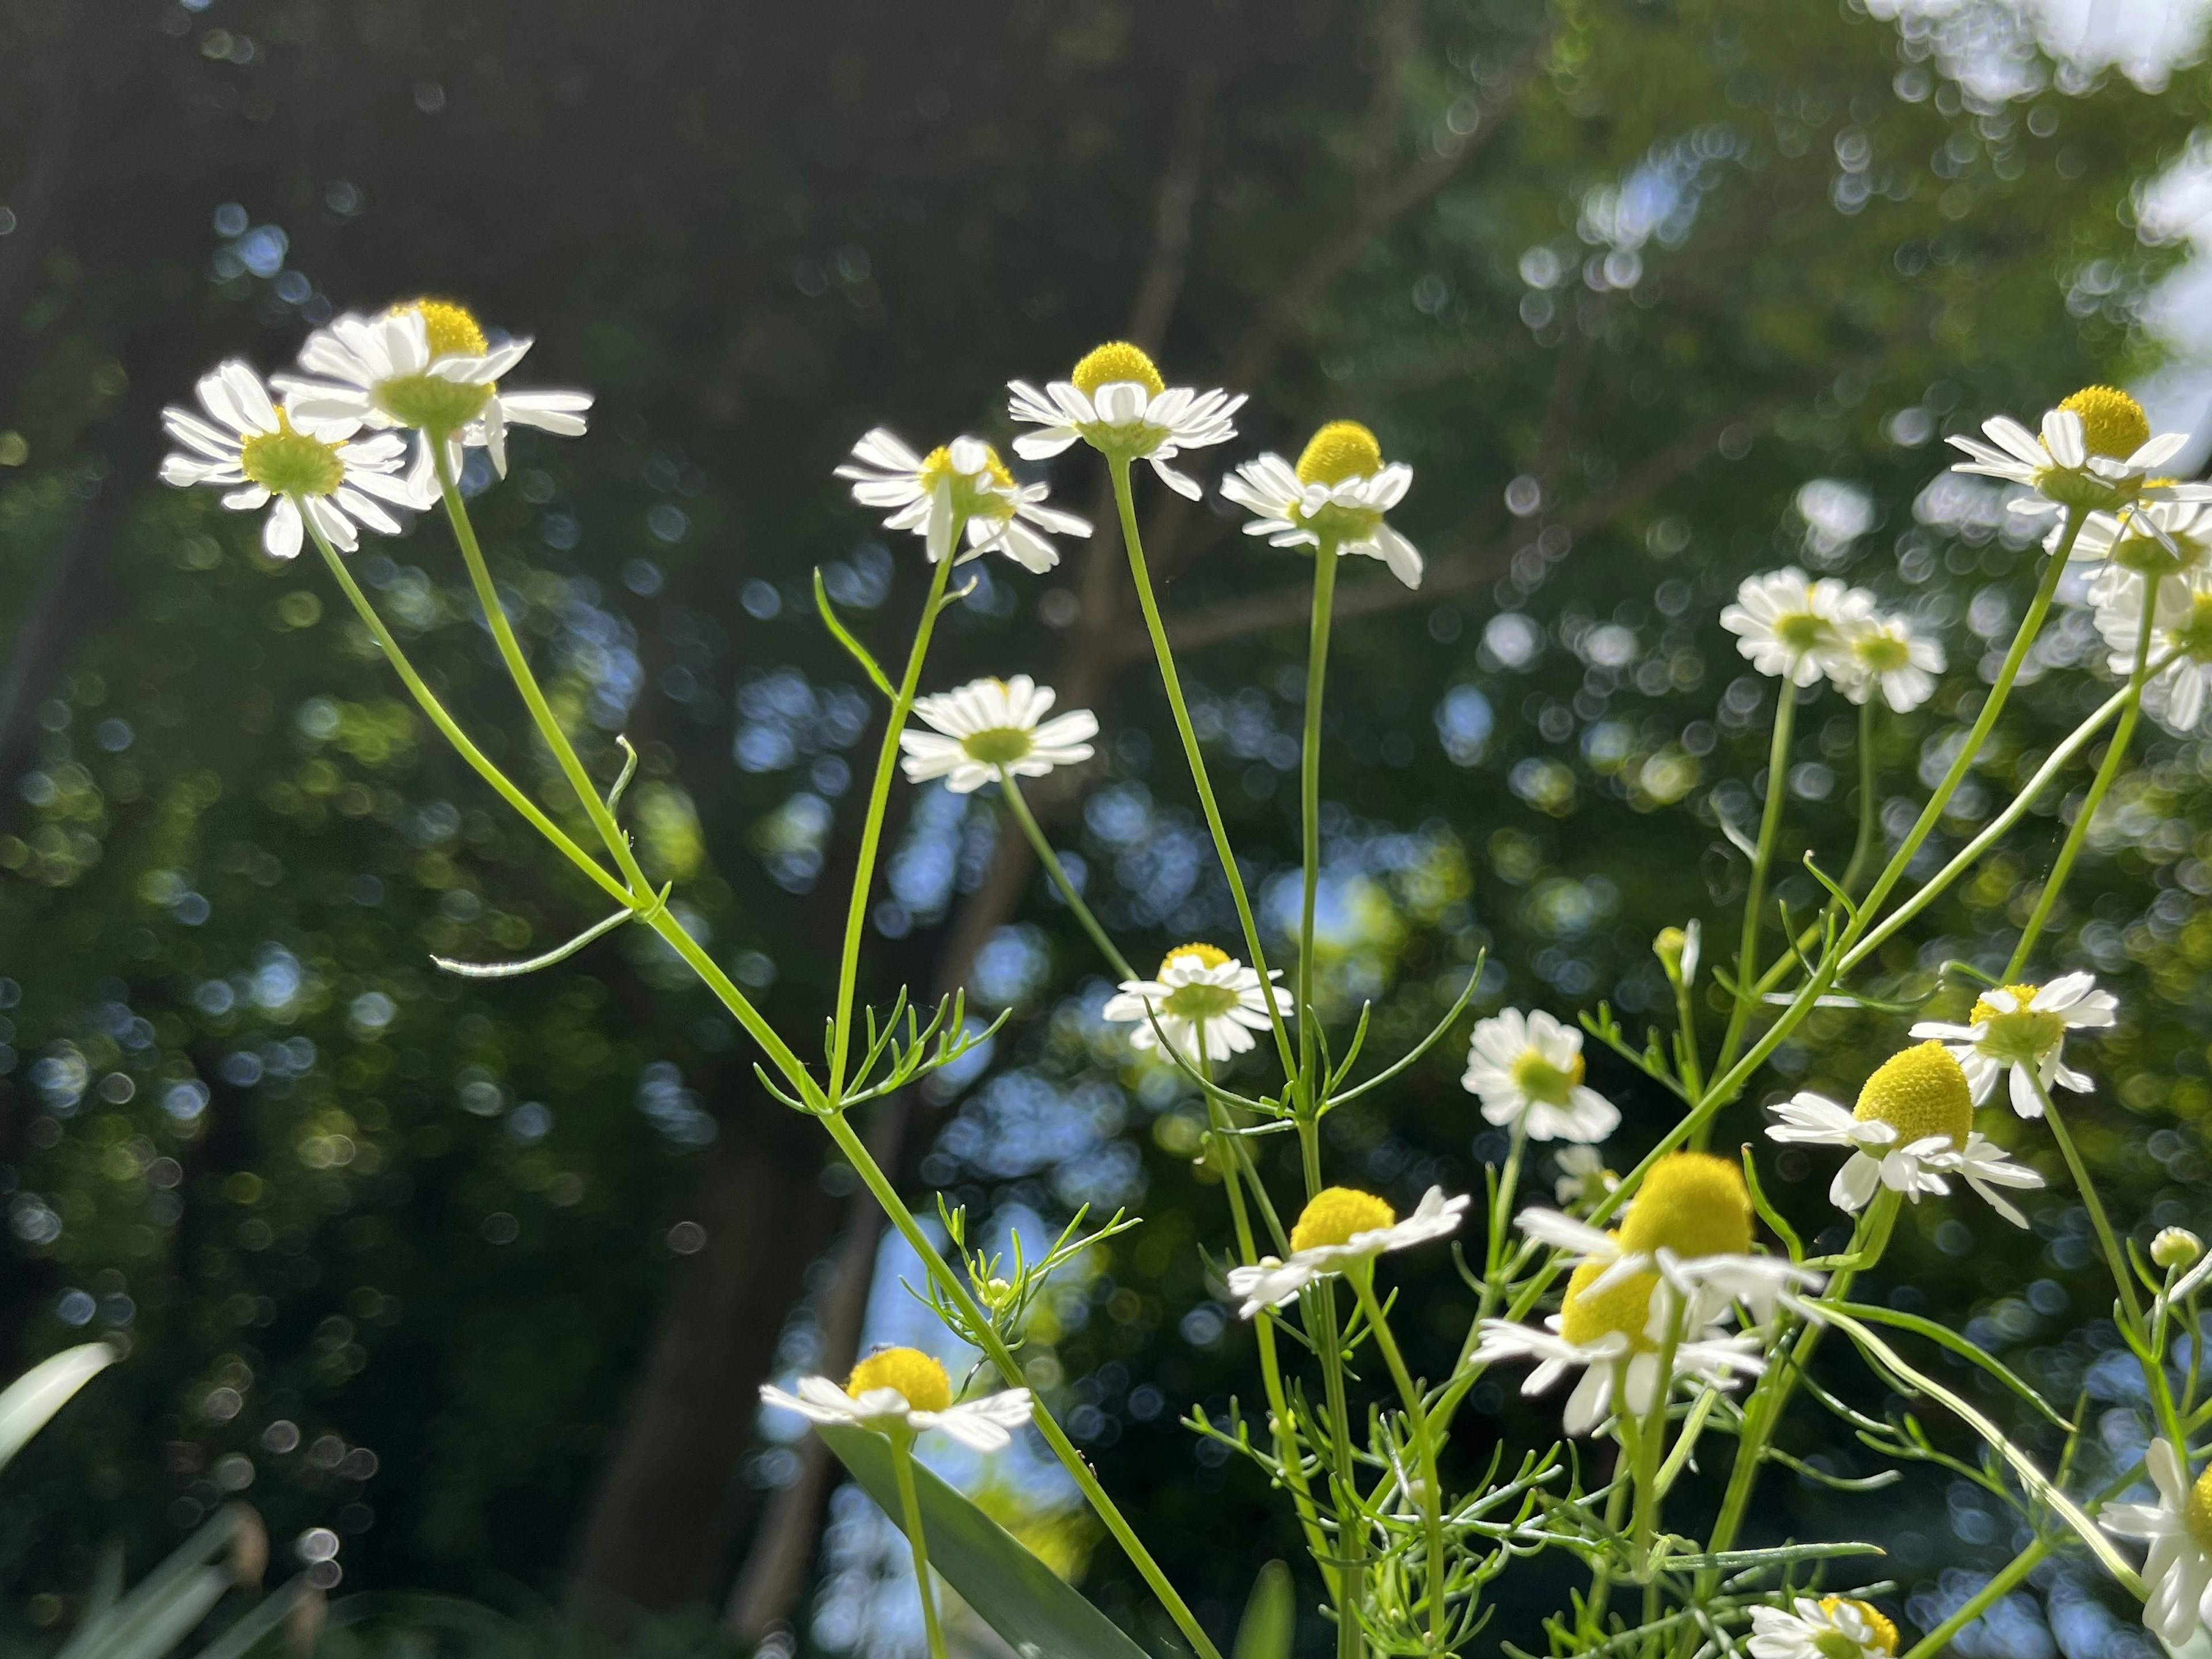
xmin=1835 ymin=611 xmax=1945 ymax=713
xmin=1910 ymin=973 xmax=2118 ymax=1118
xmin=1007 ymin=341 xmax=1244 ymax=499
xmin=1552 ymin=1146 xmax=1619 ymax=1207
xmin=2093 ymin=570 xmax=2212 ymax=735
xmin=1747 ymin=1597 xmax=1900 ymax=1659
xmin=1719 ymin=568 xmax=1871 ymax=687
xmin=838 ymin=430 xmax=1089 ymax=571
xmin=279 ymin=300 xmax=591 ymax=493
xmin=1461 ymin=1007 xmax=1619 ymax=1143
xmin=1219 ymin=422 xmax=1423 ymax=588
xmin=2102 ymin=1437 xmax=2212 ymax=1649
xmin=2072 ymin=498 xmax=2212 ymax=599
xmin=159 ymin=360 xmax=415 ymax=559
xmin=1225 ymin=1186 xmax=1468 ymax=1317
xmin=899 ymin=675 xmax=1099 ymax=794
xmin=1947 ymin=387 xmax=2209 ymax=521
xmin=759 ymin=1347 xmax=1033 ymax=1452
xmin=1766 ymin=1043 xmax=2043 ymax=1226
xmin=1101 ymin=944 xmax=1288 ymax=1066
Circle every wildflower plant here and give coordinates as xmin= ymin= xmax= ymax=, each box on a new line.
xmin=156 ymin=308 xmax=2212 ymax=1659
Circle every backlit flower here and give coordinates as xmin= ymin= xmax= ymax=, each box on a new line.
xmin=1835 ymin=611 xmax=1945 ymax=713
xmin=1008 ymin=341 xmax=1243 ymax=499
xmin=1747 ymin=1597 xmax=1900 ymax=1659
xmin=839 ymin=429 xmax=1090 ymax=571
xmin=1910 ymin=973 xmax=2118 ymax=1118
xmin=2103 ymin=1437 xmax=2212 ymax=1649
xmin=1102 ymin=944 xmax=1287 ymax=1066
xmin=1226 ymin=1186 xmax=1467 ymax=1316
xmin=759 ymin=1346 xmax=1033 ymax=1452
xmin=159 ymin=360 xmax=414 ymax=559
xmin=1720 ymin=568 xmax=1870 ymax=687
xmin=1947 ymin=387 xmax=2208 ymax=521
xmin=1219 ymin=421 xmax=1422 ymax=588
xmin=1461 ymin=1007 xmax=1618 ymax=1143
xmin=899 ymin=675 xmax=1098 ymax=794
xmin=2093 ymin=569 xmax=2212 ymax=736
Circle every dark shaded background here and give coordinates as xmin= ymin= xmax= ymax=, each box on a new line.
xmin=6 ymin=1 xmax=2212 ymax=1652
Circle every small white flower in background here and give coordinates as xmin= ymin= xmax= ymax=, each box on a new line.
xmin=1835 ymin=611 xmax=1945 ymax=713
xmin=1226 ymin=1187 xmax=1467 ymax=1317
xmin=2071 ymin=497 xmax=2212 ymax=594
xmin=1102 ymin=944 xmax=1288 ymax=1066
xmin=2092 ymin=569 xmax=2212 ymax=736
xmin=898 ymin=676 xmax=1099 ymax=795
xmin=1948 ymin=386 xmax=2210 ymax=522
xmin=1719 ymin=567 xmax=1870 ymax=687
xmin=1220 ymin=421 xmax=1423 ymax=588
xmin=1747 ymin=1597 xmax=1901 ymax=1659
xmin=279 ymin=300 xmax=590 ymax=495
xmin=2103 ymin=1437 xmax=2212 ymax=1649
xmin=759 ymin=1346 xmax=1032 ymax=1452
xmin=1008 ymin=340 xmax=1244 ymax=499
xmin=1910 ymin=972 xmax=2117 ymax=1118
xmin=1553 ymin=1145 xmax=1618 ymax=1207
xmin=1461 ymin=1007 xmax=1619 ymax=1143
xmin=160 ymin=360 xmax=415 ymax=559
xmin=1766 ymin=1043 xmax=2043 ymax=1226
xmin=838 ymin=430 xmax=1090 ymax=571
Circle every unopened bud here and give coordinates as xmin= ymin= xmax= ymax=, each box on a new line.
xmin=983 ymin=1275 xmax=1016 ymax=1309
xmin=1654 ymin=921 xmax=1700 ymax=987
xmin=2153 ymin=1228 xmax=2203 ymax=1271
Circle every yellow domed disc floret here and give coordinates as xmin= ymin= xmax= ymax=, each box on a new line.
xmin=1815 ymin=1597 xmax=1898 ymax=1658
xmin=372 ymin=297 xmax=497 ymax=432
xmin=1509 ymin=1046 xmax=1585 ymax=1107
xmin=1296 ymin=421 xmax=1385 ymax=487
xmin=914 ymin=442 xmax=1016 ymax=526
xmin=847 ymin=1346 xmax=952 ymax=1413
xmin=1855 ymin=1041 xmax=1972 ymax=1150
xmin=1160 ymin=942 xmax=1232 ymax=976
xmin=1290 ymin=1187 xmax=1396 ymax=1253
xmin=2059 ymin=385 xmax=2150 ymax=460
xmin=238 ymin=413 xmax=346 ymax=499
xmin=1071 ymin=341 xmax=1165 ymax=400
xmin=1620 ymin=1151 xmax=1752 ymax=1261
xmin=1559 ymin=1249 xmax=1659 ymax=1351
xmin=406 ymin=298 xmax=490 ymax=359
xmin=2183 ymin=1460 xmax=2212 ymax=1552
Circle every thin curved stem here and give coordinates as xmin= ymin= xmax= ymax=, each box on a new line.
xmin=1298 ymin=534 xmax=1341 ymax=1112
xmin=1715 ymin=679 xmax=1798 ymax=1076
xmin=889 ymin=1431 xmax=950 ymax=1659
xmin=997 ymin=771 xmax=1135 ymax=980
xmin=1842 ymin=695 xmax=1877 ymax=897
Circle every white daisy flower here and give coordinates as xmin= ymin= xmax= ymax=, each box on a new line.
xmin=159 ymin=359 xmax=415 ymax=560
xmin=1219 ymin=422 xmax=1422 ymax=588
xmin=1007 ymin=340 xmax=1244 ymax=500
xmin=278 ymin=300 xmax=591 ymax=495
xmin=2092 ymin=569 xmax=2212 ymax=736
xmin=1910 ymin=972 xmax=2118 ymax=1119
xmin=1835 ymin=611 xmax=1945 ymax=713
xmin=1101 ymin=943 xmax=1289 ymax=1066
xmin=1719 ymin=568 xmax=1872 ymax=687
xmin=1766 ymin=1043 xmax=2044 ymax=1226
xmin=2103 ymin=1437 xmax=2212 ymax=1649
xmin=1947 ymin=388 xmax=2210 ymax=522
xmin=759 ymin=1347 xmax=1033 ymax=1453
xmin=2072 ymin=498 xmax=2212 ymax=595
xmin=1552 ymin=1145 xmax=1618 ymax=1207
xmin=1747 ymin=1596 xmax=1901 ymax=1659
xmin=1461 ymin=1007 xmax=1619 ymax=1144
xmin=898 ymin=675 xmax=1099 ymax=795
xmin=1225 ymin=1186 xmax=1468 ymax=1317
xmin=837 ymin=430 xmax=1090 ymax=571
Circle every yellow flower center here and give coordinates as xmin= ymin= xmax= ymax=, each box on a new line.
xmin=918 ymin=442 xmax=1016 ymax=497
xmin=1295 ymin=421 xmax=1385 ymax=487
xmin=1619 ymin=1151 xmax=1752 ymax=1260
xmin=1161 ymin=942 xmax=1232 ymax=976
xmin=1855 ymin=1041 xmax=1972 ymax=1150
xmin=2186 ymin=1461 xmax=2212 ymax=1553
xmin=2059 ymin=385 xmax=2150 ymax=460
xmin=1290 ymin=1187 xmax=1396 ymax=1253
xmin=403 ymin=298 xmax=490 ymax=359
xmin=238 ymin=413 xmax=345 ymax=498
xmin=846 ymin=1346 xmax=952 ymax=1413
xmin=959 ymin=727 xmax=1033 ymax=766
xmin=1070 ymin=340 xmax=1165 ymax=399
xmin=1509 ymin=1047 xmax=1586 ymax=1107
xmin=1815 ymin=1598 xmax=1898 ymax=1658
xmin=1559 ymin=1250 xmax=1659 ymax=1351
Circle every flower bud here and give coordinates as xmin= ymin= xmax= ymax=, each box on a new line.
xmin=1654 ymin=921 xmax=1700 ymax=987
xmin=2154 ymin=1228 xmax=2203 ymax=1271
xmin=983 ymin=1276 xmax=1017 ymax=1310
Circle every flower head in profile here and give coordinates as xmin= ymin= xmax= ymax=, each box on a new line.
xmin=1910 ymin=972 xmax=2118 ymax=1118
xmin=1835 ymin=611 xmax=1945 ymax=713
xmin=2073 ymin=498 xmax=2212 ymax=597
xmin=1226 ymin=1186 xmax=1467 ymax=1317
xmin=1766 ymin=1042 xmax=2042 ymax=1226
xmin=838 ymin=430 xmax=1090 ymax=571
xmin=1552 ymin=1145 xmax=1619 ymax=1208
xmin=1461 ymin=1007 xmax=1618 ymax=1143
xmin=160 ymin=360 xmax=414 ymax=559
xmin=2094 ymin=569 xmax=2212 ymax=736
xmin=1948 ymin=387 xmax=2210 ymax=521
xmin=279 ymin=300 xmax=591 ymax=494
xmin=899 ymin=675 xmax=1098 ymax=794
xmin=2103 ymin=1437 xmax=2212 ymax=1649
xmin=1101 ymin=944 xmax=1287 ymax=1066
xmin=1720 ymin=568 xmax=1870 ymax=687
xmin=1748 ymin=1597 xmax=1900 ymax=1659
xmin=760 ymin=1346 xmax=1032 ymax=1450
xmin=1220 ymin=421 xmax=1422 ymax=588
xmin=1007 ymin=341 xmax=1244 ymax=499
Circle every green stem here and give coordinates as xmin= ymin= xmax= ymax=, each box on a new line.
xmin=1897 ymin=1536 xmax=2048 ymax=1659
xmin=1843 ymin=695 xmax=1877 ymax=897
xmin=997 ymin=771 xmax=1134 ymax=980
xmin=1109 ymin=456 xmax=1298 ymax=1080
xmin=1715 ymin=676 xmax=1799 ymax=1078
xmin=889 ymin=1431 xmax=950 ymax=1659
xmin=1351 ymin=1267 xmax=1445 ymax=1652
xmin=1297 ymin=534 xmax=1341 ymax=1112
xmin=1480 ymin=1128 xmax=1527 ymax=1320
